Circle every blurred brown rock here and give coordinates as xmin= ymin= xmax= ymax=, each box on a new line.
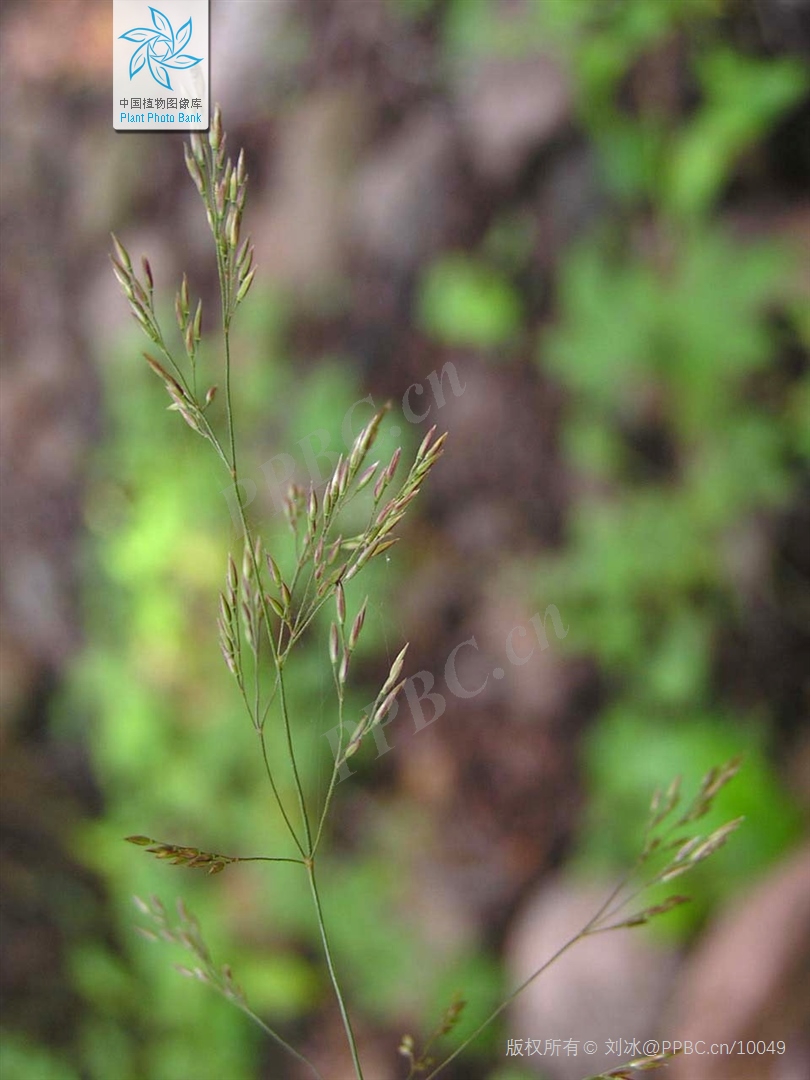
xmin=667 ymin=845 xmax=810 ymax=1080
xmin=457 ymin=55 xmax=572 ymax=186
xmin=257 ymin=89 xmax=370 ymax=292
xmin=396 ymin=580 xmax=596 ymax=932
xmin=0 ymin=0 xmax=110 ymax=85
xmin=351 ymin=108 xmax=455 ymax=268
xmin=505 ymin=877 xmax=678 ymax=1079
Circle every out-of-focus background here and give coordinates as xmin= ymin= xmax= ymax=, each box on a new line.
xmin=1 ymin=1 xmax=809 ymax=1078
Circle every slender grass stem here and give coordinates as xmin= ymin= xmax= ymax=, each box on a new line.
xmin=252 ymin=623 xmax=261 ymax=741
xmin=210 ymin=213 xmax=340 ymax=1057
xmin=423 ymin=871 xmax=635 ymax=1080
xmin=232 ymin=641 xmax=303 ymax=856
xmin=307 ymin=860 xmax=364 ymax=1080
xmin=312 ymin=753 xmax=342 ymax=858
xmin=207 ymin=190 xmax=313 ymax=856
xmin=424 ymin=934 xmax=583 ymax=1080
xmin=258 ymin=729 xmax=306 ymax=859
xmin=312 ymin=666 xmax=346 ymax=856
xmin=209 ymin=437 xmax=310 ymax=856
xmin=278 ymin=672 xmax=313 ymax=852
xmin=235 ymin=1000 xmax=325 ymax=1080
xmin=236 ymin=856 xmax=306 ymax=865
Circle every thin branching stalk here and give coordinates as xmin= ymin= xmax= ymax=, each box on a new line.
xmin=307 ymin=860 xmax=365 ymax=1079
xmin=133 ymin=895 xmax=324 ymax=1079
xmin=420 ymin=759 xmax=743 ymax=1078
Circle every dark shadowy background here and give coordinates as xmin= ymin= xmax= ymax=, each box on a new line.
xmin=1 ymin=1 xmax=809 ymax=1078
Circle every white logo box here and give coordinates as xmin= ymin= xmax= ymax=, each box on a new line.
xmin=113 ymin=0 xmax=209 ymax=131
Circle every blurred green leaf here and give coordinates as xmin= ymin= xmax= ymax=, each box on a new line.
xmin=665 ymin=50 xmax=809 ymax=217
xmin=442 ymin=0 xmax=547 ymax=60
xmin=419 ymin=255 xmax=522 ymax=349
xmin=0 ymin=1038 xmax=80 ymax=1080
xmin=239 ymin=953 xmax=318 ymax=1018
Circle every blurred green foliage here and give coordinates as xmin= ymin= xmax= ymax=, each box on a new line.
xmin=528 ymin=7 xmax=806 ymax=930
xmin=0 ymin=1036 xmax=81 ymax=1080
xmin=443 ymin=0 xmax=807 ymax=212
xmin=570 ymin=6 xmax=807 ymax=210
xmin=418 ymin=254 xmax=523 ymax=349
xmin=541 ymin=225 xmax=804 ymax=696
xmin=415 ymin=0 xmax=808 ymax=939
xmin=662 ymin=48 xmax=807 ymax=215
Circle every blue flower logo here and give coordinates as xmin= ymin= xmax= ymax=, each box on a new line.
xmin=120 ymin=6 xmax=202 ymax=91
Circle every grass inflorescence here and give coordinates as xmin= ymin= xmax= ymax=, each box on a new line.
xmin=111 ymin=107 xmax=742 ymax=1080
